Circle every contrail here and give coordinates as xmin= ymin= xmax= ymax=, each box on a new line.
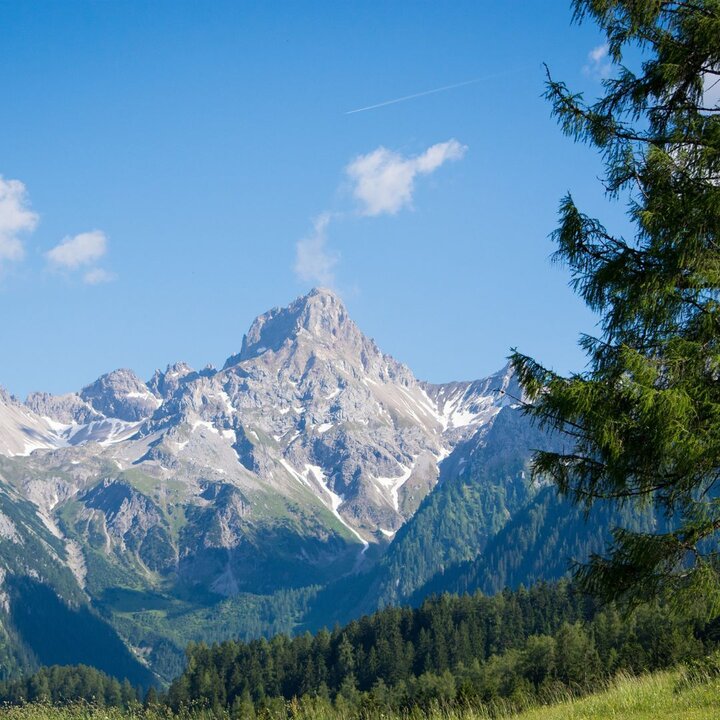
xmin=345 ymin=68 xmax=527 ymax=115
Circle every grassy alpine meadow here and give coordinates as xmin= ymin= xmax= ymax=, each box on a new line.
xmin=504 ymin=671 xmax=720 ymax=720
xmin=1 ymin=670 xmax=719 ymax=720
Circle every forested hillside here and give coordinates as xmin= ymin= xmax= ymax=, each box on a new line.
xmin=410 ymin=486 xmax=659 ymax=601
xmin=164 ymin=582 xmax=712 ymax=715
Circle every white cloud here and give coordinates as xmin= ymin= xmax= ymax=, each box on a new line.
xmin=46 ymin=230 xmax=108 ymax=269
xmin=583 ymin=43 xmax=612 ymax=80
xmin=294 ymin=213 xmax=338 ymax=287
xmin=0 ymin=176 xmax=38 ymax=262
xmin=345 ymin=139 xmax=467 ymax=216
xmin=83 ymin=268 xmax=115 ymax=285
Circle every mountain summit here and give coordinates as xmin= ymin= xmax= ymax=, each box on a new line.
xmin=226 ymin=288 xmax=361 ymax=366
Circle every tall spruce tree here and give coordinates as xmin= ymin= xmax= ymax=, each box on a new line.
xmin=512 ymin=0 xmax=720 ymax=609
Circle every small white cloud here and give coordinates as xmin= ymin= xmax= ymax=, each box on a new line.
xmin=83 ymin=268 xmax=115 ymax=285
xmin=583 ymin=43 xmax=612 ymax=81
xmin=294 ymin=213 xmax=338 ymax=287
xmin=0 ymin=176 xmax=38 ymax=263
xmin=589 ymin=44 xmax=608 ymax=63
xmin=46 ymin=230 xmax=108 ymax=269
xmin=345 ymin=139 xmax=467 ymax=216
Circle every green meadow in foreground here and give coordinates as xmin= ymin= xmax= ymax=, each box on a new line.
xmin=506 ymin=671 xmax=720 ymax=720
xmin=0 ymin=670 xmax=718 ymax=720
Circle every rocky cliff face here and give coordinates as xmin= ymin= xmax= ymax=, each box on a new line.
xmin=25 ymin=391 xmax=103 ymax=426
xmin=79 ymin=369 xmax=161 ymax=422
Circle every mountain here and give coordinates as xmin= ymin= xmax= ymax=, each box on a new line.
xmin=23 ymin=368 xmax=156 ymax=447
xmin=16 ymin=289 xmax=513 ymax=544
xmin=0 ymin=288 xmax=523 ymax=682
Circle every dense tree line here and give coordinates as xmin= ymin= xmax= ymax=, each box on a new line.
xmin=0 ymin=664 xmax=141 ymax=708
xmin=166 ymin=582 xmax=714 ymax=714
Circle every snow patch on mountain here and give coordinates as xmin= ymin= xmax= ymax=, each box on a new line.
xmin=375 ymin=465 xmax=413 ymax=513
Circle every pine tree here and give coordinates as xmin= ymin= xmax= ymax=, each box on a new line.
xmin=143 ymin=686 xmax=160 ymax=708
xmin=512 ymin=0 xmax=720 ymax=610
xmin=28 ymin=671 xmax=50 ymax=703
xmin=120 ymin=678 xmax=138 ymax=709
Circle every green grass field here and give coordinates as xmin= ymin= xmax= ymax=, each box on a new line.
xmin=504 ymin=671 xmax=720 ymax=720
xmin=0 ymin=670 xmax=717 ymax=720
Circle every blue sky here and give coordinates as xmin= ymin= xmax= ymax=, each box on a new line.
xmin=0 ymin=1 xmax=626 ymax=397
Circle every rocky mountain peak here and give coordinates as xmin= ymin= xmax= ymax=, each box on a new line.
xmin=291 ymin=286 xmax=350 ymax=336
xmin=79 ymin=368 xmax=160 ymax=422
xmin=148 ymin=362 xmax=196 ymax=400
xmin=224 ymin=288 xmax=360 ymax=367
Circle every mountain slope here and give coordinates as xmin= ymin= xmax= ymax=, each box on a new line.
xmin=0 ymin=389 xmax=63 ymax=457
xmin=298 ymin=402 xmax=551 ymax=629
xmin=372 ymin=403 xmax=547 ymax=607
xmin=0 ymin=455 xmax=152 ymax=684
xmin=409 ymin=485 xmax=659 ymax=602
